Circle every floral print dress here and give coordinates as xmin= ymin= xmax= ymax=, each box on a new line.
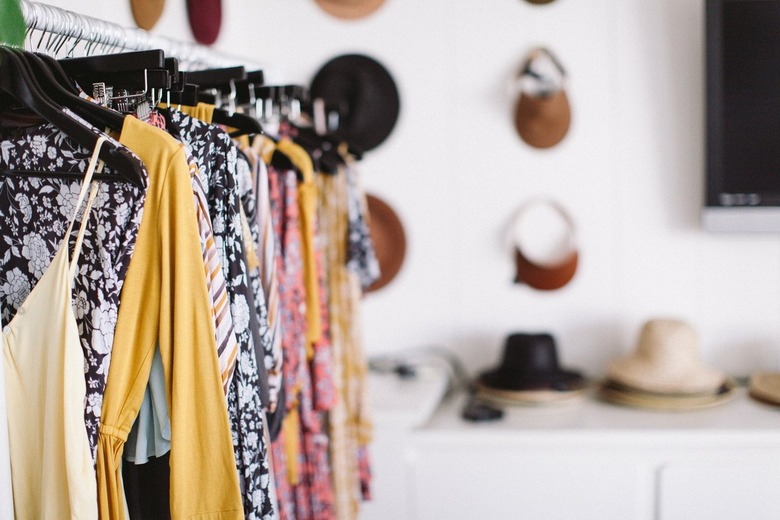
xmin=164 ymin=109 xmax=274 ymax=520
xmin=0 ymin=118 xmax=147 ymax=462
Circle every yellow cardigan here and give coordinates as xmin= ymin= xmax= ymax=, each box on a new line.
xmin=96 ymin=116 xmax=243 ymax=519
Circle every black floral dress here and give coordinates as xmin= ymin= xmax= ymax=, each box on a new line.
xmin=164 ymin=109 xmax=274 ymax=520
xmin=0 ymin=116 xmax=147 ymax=462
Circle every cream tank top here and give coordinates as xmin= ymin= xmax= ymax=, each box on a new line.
xmin=2 ymin=137 xmax=107 ymax=519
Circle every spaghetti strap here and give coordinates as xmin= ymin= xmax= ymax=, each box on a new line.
xmin=66 ymin=136 xmax=106 ymax=279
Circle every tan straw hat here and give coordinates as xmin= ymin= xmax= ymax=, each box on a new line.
xmin=314 ymin=0 xmax=386 ymax=20
xmin=607 ymin=319 xmax=726 ymax=395
xmin=131 ymin=0 xmax=165 ymax=30
xmin=749 ymin=373 xmax=780 ymax=406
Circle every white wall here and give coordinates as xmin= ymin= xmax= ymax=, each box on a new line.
xmin=39 ymin=0 xmax=780 ymax=379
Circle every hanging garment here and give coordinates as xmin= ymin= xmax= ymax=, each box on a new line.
xmin=164 ymin=107 xmax=274 ymax=520
xmin=96 ymin=116 xmax=242 ymax=520
xmin=2 ymin=138 xmax=105 ymax=519
xmin=0 ymin=115 xmax=147 ymax=462
xmin=317 ymin=170 xmax=373 ymax=520
xmin=0 ymin=317 xmax=12 ymax=519
xmin=344 ymin=160 xmax=381 ymax=291
xmin=276 ymin=139 xmax=322 ymax=347
xmin=246 ymin=136 xmax=284 ymax=413
xmin=267 ymin=162 xmax=307 ymax=520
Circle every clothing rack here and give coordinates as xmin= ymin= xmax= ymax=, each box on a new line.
xmin=19 ymin=0 xmax=263 ymax=70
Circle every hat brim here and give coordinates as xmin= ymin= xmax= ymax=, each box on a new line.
xmin=365 ymin=194 xmax=406 ymax=292
xmin=478 ymin=368 xmax=585 ymax=392
xmin=514 ymin=90 xmax=571 ymax=149
xmin=598 ymin=378 xmax=737 ymax=410
xmin=749 ymin=373 xmax=780 ymax=406
xmin=314 ymin=0 xmax=386 ymax=19
xmin=476 ymin=381 xmax=588 ymax=405
xmin=607 ymin=355 xmax=726 ymax=395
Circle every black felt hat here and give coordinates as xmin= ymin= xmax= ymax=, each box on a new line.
xmin=310 ymin=54 xmax=400 ymax=152
xmin=478 ymin=333 xmax=585 ymax=392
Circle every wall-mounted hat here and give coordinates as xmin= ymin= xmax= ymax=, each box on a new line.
xmin=131 ymin=0 xmax=165 ymax=30
xmin=509 ymin=198 xmax=578 ymax=291
xmin=314 ymin=0 xmax=386 ymax=20
xmin=186 ymin=0 xmax=221 ymax=45
xmin=524 ymin=0 xmax=557 ymax=4
xmin=513 ymin=47 xmax=571 ymax=149
xmin=607 ymin=319 xmax=726 ymax=395
xmin=477 ymin=333 xmax=585 ymax=393
xmin=310 ymin=54 xmax=400 ymax=152
xmin=365 ymin=193 xmax=406 ymax=292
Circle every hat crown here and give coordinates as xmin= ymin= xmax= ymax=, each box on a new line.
xmin=501 ymin=333 xmax=560 ymax=373
xmin=636 ymin=319 xmax=700 ymax=366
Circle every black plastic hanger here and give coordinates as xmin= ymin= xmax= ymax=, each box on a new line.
xmin=17 ymin=50 xmax=127 ymax=132
xmin=58 ymin=50 xmax=165 ymax=76
xmin=184 ymin=66 xmax=245 ymax=90
xmin=211 ymin=108 xmax=264 ymax=138
xmin=0 ymin=47 xmax=145 ymax=187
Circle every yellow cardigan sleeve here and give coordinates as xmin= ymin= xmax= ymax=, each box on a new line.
xmin=96 ymin=117 xmax=242 ymax=520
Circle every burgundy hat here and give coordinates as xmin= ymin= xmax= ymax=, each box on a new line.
xmin=186 ymin=0 xmax=222 ymax=45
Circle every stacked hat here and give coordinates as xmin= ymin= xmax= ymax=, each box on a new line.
xmin=600 ymin=319 xmax=735 ymax=410
xmin=748 ymin=373 xmax=780 ymax=407
xmin=475 ymin=333 xmax=587 ymax=405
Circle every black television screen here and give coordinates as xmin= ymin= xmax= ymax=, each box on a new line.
xmin=704 ymin=0 xmax=780 ymax=231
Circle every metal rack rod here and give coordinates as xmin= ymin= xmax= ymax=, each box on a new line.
xmin=19 ymin=0 xmax=258 ymax=70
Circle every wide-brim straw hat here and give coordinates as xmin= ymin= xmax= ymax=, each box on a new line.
xmin=607 ymin=319 xmax=726 ymax=395
xmin=314 ymin=0 xmax=386 ymax=20
xmin=131 ymin=0 xmax=165 ymax=30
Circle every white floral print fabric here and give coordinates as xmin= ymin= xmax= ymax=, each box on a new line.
xmin=164 ymin=109 xmax=274 ymax=520
xmin=0 ymin=121 xmax=147 ymax=462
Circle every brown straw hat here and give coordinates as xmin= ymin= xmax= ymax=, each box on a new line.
xmin=365 ymin=194 xmax=406 ymax=292
xmin=314 ymin=0 xmax=386 ymax=19
xmin=607 ymin=319 xmax=726 ymax=395
xmin=513 ymin=47 xmax=571 ymax=149
xmin=131 ymin=0 xmax=165 ymax=30
xmin=509 ymin=198 xmax=578 ymax=291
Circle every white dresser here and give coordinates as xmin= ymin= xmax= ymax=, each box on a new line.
xmin=403 ymin=388 xmax=780 ymax=520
